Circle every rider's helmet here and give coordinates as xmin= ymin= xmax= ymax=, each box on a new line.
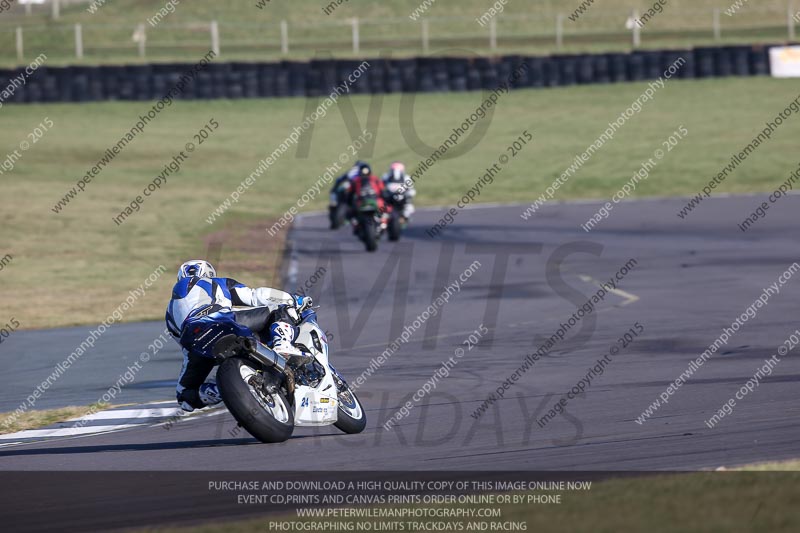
xmin=388 ymin=161 xmax=406 ymax=181
xmin=358 ymin=163 xmax=372 ymax=178
xmin=177 ymin=260 xmax=216 ymax=281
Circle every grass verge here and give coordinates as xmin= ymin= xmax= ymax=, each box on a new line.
xmin=735 ymin=459 xmax=800 ymax=471
xmin=0 ymin=402 xmax=109 ymax=434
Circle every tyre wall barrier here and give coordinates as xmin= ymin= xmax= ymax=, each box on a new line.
xmin=0 ymin=44 xmax=776 ymax=105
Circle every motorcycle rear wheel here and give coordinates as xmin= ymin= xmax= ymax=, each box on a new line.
xmin=329 ymin=203 xmax=347 ymax=230
xmin=360 ymin=215 xmax=378 ymax=252
xmin=217 ymin=357 xmax=294 ymax=443
xmin=388 ymin=211 xmax=401 ymax=242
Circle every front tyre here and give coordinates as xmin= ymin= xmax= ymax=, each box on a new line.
xmin=334 ymin=385 xmax=367 ymax=434
xmin=217 ymin=357 xmax=294 ymax=443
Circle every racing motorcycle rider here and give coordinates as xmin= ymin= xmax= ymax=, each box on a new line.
xmin=348 ymin=162 xmax=386 ymax=232
xmin=381 ymin=161 xmax=416 ymax=221
xmin=329 ymin=160 xmax=366 ymax=228
xmin=330 ymin=160 xmax=366 ymax=204
xmin=165 ymin=260 xmax=313 ymax=412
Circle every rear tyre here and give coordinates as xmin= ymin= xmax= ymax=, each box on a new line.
xmin=334 ymin=386 xmax=367 ymax=434
xmin=217 ymin=357 xmax=294 ymax=443
xmin=329 ymin=203 xmax=347 ymax=230
xmin=361 ymin=215 xmax=378 ymax=252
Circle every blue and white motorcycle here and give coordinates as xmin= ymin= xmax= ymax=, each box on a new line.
xmin=213 ymin=308 xmax=366 ymax=443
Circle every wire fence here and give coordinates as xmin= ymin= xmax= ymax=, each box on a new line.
xmin=1 ymin=3 xmax=799 ymax=65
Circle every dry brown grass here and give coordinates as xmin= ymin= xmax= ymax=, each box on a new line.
xmin=0 ymin=402 xmax=110 ymax=434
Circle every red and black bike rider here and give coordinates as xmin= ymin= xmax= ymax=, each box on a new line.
xmin=348 ymin=163 xmax=386 ymax=232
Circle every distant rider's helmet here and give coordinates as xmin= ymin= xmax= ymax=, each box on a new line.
xmin=177 ymin=260 xmax=216 ymax=281
xmin=358 ymin=163 xmax=372 ymax=178
xmin=347 ymin=160 xmax=367 ymax=180
xmin=389 ymin=161 xmax=406 ymax=181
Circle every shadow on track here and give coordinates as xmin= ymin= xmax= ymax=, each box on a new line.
xmin=0 ymin=433 xmax=326 ymax=457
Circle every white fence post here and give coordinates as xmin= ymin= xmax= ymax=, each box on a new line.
xmin=210 ymin=20 xmax=220 ymax=56
xmin=15 ymin=27 xmax=23 ymax=61
xmin=24 ymin=2 xmax=31 ymax=15
xmin=556 ymin=13 xmax=564 ymax=49
xmin=13 ymin=8 xmax=796 ymax=61
xmin=351 ymin=17 xmax=360 ymax=54
xmin=632 ymin=10 xmax=641 ymax=47
xmin=75 ymin=24 xmax=83 ymax=59
xmin=136 ymin=23 xmax=146 ymax=58
xmin=280 ymin=20 xmax=289 ymax=54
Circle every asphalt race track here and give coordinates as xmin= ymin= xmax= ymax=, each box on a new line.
xmin=2 ymin=195 xmax=800 ymax=528
xmin=1 ymin=321 xmax=180 ymax=412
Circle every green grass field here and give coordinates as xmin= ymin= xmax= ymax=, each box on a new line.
xmin=0 ymin=0 xmax=795 ymax=66
xmin=2 ymin=75 xmax=799 ymax=329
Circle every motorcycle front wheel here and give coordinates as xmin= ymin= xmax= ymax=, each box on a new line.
xmin=217 ymin=357 xmax=294 ymax=443
xmin=334 ymin=384 xmax=367 ymax=434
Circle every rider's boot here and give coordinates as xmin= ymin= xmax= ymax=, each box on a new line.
xmin=403 ymin=203 xmax=415 ymax=224
xmin=198 ymin=383 xmax=222 ymax=406
xmin=180 ymin=383 xmax=222 ymax=412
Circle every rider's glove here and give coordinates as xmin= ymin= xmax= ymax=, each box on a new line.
xmin=294 ymin=295 xmax=313 ymax=312
xmin=300 ymin=308 xmax=317 ymax=322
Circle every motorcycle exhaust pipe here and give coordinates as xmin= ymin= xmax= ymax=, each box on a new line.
xmin=250 ymin=342 xmax=288 ymax=372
